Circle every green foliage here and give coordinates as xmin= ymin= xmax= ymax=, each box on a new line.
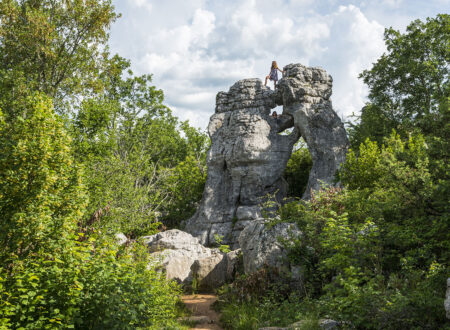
xmin=69 ymin=57 xmax=208 ymax=235
xmin=277 ymin=133 xmax=448 ymax=328
xmin=0 ymin=95 xmax=184 ymax=329
xmin=214 ymin=234 xmax=231 ymax=254
xmin=350 ymin=14 xmax=449 ymax=147
xmin=217 ymin=269 xmax=319 ymax=329
xmin=0 ymin=94 xmax=87 ymax=262
xmin=75 ymin=100 xmax=208 ymax=236
xmin=0 ymin=0 xmax=118 ymax=115
xmin=0 ymin=236 xmax=183 ymax=329
xmin=283 ymin=140 xmax=312 ymax=198
xmin=0 ymin=1 xmax=201 ymax=328
xmin=219 ymin=296 xmax=307 ymax=330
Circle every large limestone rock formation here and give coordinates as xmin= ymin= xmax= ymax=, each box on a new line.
xmin=184 ymin=79 xmax=299 ymax=248
xmin=185 ymin=63 xmax=349 ymax=248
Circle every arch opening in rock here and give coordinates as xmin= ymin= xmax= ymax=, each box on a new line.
xmin=283 ymin=137 xmax=312 ymax=199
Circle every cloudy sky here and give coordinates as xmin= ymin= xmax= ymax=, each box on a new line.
xmin=109 ymin=0 xmax=448 ymax=130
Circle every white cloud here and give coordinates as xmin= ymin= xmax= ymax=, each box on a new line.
xmin=110 ymin=0 xmax=443 ymax=129
xmin=128 ymin=0 xmax=152 ymax=12
xmin=326 ymin=5 xmax=386 ymax=119
xmin=382 ymin=0 xmax=403 ymax=8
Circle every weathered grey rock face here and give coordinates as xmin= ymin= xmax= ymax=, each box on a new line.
xmin=191 ymin=249 xmax=241 ymax=291
xmin=144 ymin=229 xmax=238 ymax=290
xmin=239 ymin=220 xmax=301 ymax=275
xmin=143 ymin=230 xmax=214 ymax=284
xmin=185 ymin=64 xmax=349 ymax=247
xmin=278 ymin=64 xmax=349 ymax=198
xmin=184 ymin=79 xmax=299 ymax=248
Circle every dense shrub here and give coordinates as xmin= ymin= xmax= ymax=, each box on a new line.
xmin=0 ymin=237 xmax=182 ymax=329
xmin=217 ymin=269 xmax=315 ymax=330
xmin=0 ymin=96 xmax=183 ymax=329
xmin=218 ymin=132 xmax=449 ymax=329
xmin=0 ymin=94 xmax=87 ymax=262
xmin=279 ymin=133 xmax=448 ymax=328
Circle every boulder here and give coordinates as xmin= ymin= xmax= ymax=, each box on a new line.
xmin=190 ymin=249 xmax=242 ymax=291
xmin=143 ymin=230 xmax=216 ymax=285
xmin=143 ymin=229 xmax=239 ymax=290
xmin=238 ymin=220 xmax=301 ymax=275
xmin=114 ymin=232 xmax=128 ymax=246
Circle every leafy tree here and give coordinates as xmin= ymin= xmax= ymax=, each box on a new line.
xmin=350 ymin=14 xmax=449 ymax=147
xmin=0 ymin=93 xmax=87 ymax=262
xmin=0 ymin=0 xmax=118 ymax=115
xmin=0 ymin=1 xmax=197 ymax=328
xmin=0 ymin=94 xmax=183 ymax=329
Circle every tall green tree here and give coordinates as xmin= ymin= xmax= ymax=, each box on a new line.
xmin=0 ymin=93 xmax=87 ymax=262
xmin=0 ymin=0 xmax=118 ymax=116
xmin=349 ymin=14 xmax=449 ymax=148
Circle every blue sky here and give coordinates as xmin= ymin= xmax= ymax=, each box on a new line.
xmin=109 ymin=0 xmax=449 ymax=129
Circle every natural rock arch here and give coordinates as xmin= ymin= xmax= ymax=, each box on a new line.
xmin=184 ymin=63 xmax=349 ymax=248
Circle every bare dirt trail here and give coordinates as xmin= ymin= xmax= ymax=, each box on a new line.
xmin=181 ymin=294 xmax=223 ymax=330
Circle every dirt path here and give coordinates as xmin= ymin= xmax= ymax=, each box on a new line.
xmin=181 ymin=294 xmax=223 ymax=330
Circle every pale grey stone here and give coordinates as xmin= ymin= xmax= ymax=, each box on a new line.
xmin=190 ymin=249 xmax=242 ymax=291
xmin=143 ymin=230 xmax=215 ymax=284
xmin=184 ymin=63 xmax=349 ymax=247
xmin=191 ymin=253 xmax=227 ymax=291
xmin=114 ymin=233 xmax=128 ymax=246
xmin=278 ymin=64 xmax=348 ymax=199
xmin=144 ymin=229 xmax=239 ymax=289
xmin=236 ymin=205 xmax=262 ymax=221
xmin=238 ymin=220 xmax=301 ymax=274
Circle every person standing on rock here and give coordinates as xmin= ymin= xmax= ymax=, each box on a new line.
xmin=264 ymin=61 xmax=284 ymax=89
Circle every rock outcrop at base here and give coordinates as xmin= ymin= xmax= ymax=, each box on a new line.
xmin=239 ymin=220 xmax=301 ymax=275
xmin=143 ymin=230 xmax=238 ymax=290
xmin=185 ymin=63 xmax=349 ymax=248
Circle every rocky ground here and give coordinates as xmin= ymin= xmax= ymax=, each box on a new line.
xmin=181 ymin=294 xmax=223 ymax=330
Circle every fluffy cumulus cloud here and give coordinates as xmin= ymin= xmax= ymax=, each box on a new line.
xmin=110 ymin=0 xmax=446 ymax=129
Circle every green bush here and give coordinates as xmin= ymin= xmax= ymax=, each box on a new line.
xmin=0 ymin=95 xmax=184 ymax=329
xmin=277 ymin=132 xmax=448 ymax=328
xmin=217 ymin=269 xmax=312 ymax=330
xmin=0 ymin=94 xmax=87 ymax=262
xmin=0 ymin=236 xmax=182 ymax=329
